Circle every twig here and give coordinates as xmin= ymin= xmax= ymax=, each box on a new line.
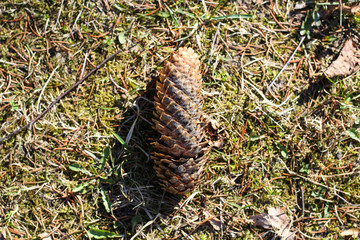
xmin=340 ymin=0 xmax=343 ymax=27
xmin=55 ymin=0 xmax=64 ymax=29
xmin=265 ymin=35 xmax=305 ymax=95
xmin=207 ymin=22 xmax=221 ymax=66
xmin=36 ymin=65 xmax=59 ymax=113
xmin=300 ymin=187 xmax=305 ymax=216
xmin=0 ymin=49 xmax=122 ymax=144
xmin=334 ymin=205 xmax=344 ymax=225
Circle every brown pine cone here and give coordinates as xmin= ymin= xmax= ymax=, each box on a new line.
xmin=151 ymin=47 xmax=208 ymax=195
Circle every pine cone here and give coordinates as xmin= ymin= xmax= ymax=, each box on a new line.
xmin=151 ymin=47 xmax=208 ymax=195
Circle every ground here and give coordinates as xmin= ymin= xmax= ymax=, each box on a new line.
xmin=1 ymin=0 xmax=360 ymax=239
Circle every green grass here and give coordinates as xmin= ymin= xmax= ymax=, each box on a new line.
xmin=1 ymin=0 xmax=360 ymax=239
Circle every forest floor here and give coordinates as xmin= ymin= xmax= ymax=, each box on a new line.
xmin=1 ymin=0 xmax=360 ymax=239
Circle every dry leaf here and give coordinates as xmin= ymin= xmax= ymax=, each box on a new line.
xmin=344 ymin=5 xmax=360 ymax=16
xmin=340 ymin=228 xmax=360 ymax=237
xmin=325 ymin=38 xmax=360 ymax=78
xmin=209 ymin=119 xmax=220 ymax=131
xmin=203 ymin=210 xmax=225 ymax=231
xmin=249 ymin=208 xmax=295 ymax=240
xmin=206 ymin=119 xmax=225 ymax=149
xmin=210 ymin=138 xmax=224 ymax=148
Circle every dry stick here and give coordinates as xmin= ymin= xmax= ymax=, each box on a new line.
xmin=0 ymin=49 xmax=122 ymax=144
xmin=300 ymin=187 xmax=305 ymax=216
xmin=265 ymin=35 xmax=306 ymax=95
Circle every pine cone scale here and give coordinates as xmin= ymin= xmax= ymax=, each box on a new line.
xmin=155 ymin=101 xmax=202 ymax=138
xmin=159 ymin=81 xmax=202 ymax=122
xmin=154 ymin=111 xmax=200 ymax=150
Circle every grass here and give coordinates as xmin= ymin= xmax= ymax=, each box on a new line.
xmin=1 ymin=0 xmax=360 ymax=239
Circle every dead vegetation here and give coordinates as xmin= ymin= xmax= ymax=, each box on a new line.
xmin=1 ymin=0 xmax=360 ymax=239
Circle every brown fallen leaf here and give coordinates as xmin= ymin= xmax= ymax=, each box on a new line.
xmin=249 ymin=208 xmax=295 ymax=240
xmin=206 ymin=119 xmax=225 ymax=149
xmin=325 ymin=38 xmax=360 ymax=78
xmin=203 ymin=210 xmax=225 ymax=231
xmin=340 ymin=228 xmax=360 ymax=237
